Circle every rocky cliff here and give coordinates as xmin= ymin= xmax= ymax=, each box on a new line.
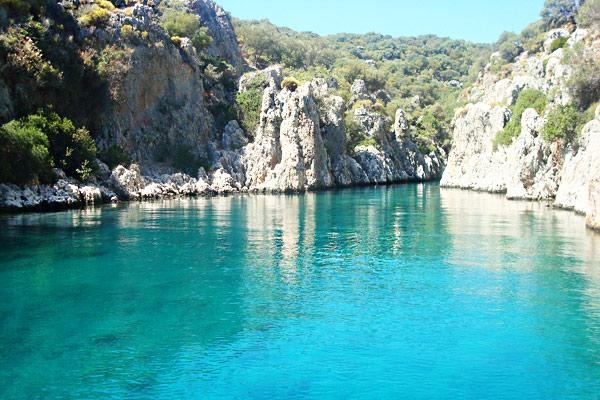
xmin=0 ymin=0 xmax=447 ymax=210
xmin=441 ymin=27 xmax=600 ymax=231
xmin=232 ymin=68 xmax=444 ymax=192
xmin=92 ymin=0 xmax=244 ymax=163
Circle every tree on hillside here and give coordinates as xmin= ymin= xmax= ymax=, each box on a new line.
xmin=495 ymin=31 xmax=523 ymax=62
xmin=541 ymin=0 xmax=584 ymax=29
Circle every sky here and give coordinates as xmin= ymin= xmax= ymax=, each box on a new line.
xmin=215 ymin=0 xmax=545 ymax=43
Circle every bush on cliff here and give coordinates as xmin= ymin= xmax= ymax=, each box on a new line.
xmin=542 ymin=103 xmax=591 ymax=143
xmin=495 ymin=89 xmax=547 ymax=147
xmin=281 ymin=77 xmax=300 ymax=92
xmin=0 ymin=119 xmax=52 ymax=184
xmin=99 ymin=145 xmax=131 ymax=169
xmin=495 ymin=31 xmax=523 ymax=63
xmin=0 ymin=0 xmax=46 ymax=21
xmin=543 ymin=104 xmax=578 ymax=143
xmin=191 ymin=27 xmax=212 ymax=52
xmin=159 ymin=1 xmax=199 ymax=38
xmin=236 ymin=89 xmax=262 ymax=135
xmin=236 ymin=74 xmax=268 ymax=135
xmin=78 ymin=6 xmax=111 ymax=27
xmin=344 ymin=114 xmax=370 ymax=153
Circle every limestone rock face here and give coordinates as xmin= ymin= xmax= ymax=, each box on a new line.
xmin=505 ymin=109 xmax=562 ymax=200
xmin=110 ymin=164 xmax=146 ymax=200
xmin=443 ymin=105 xmax=563 ymax=199
xmin=441 ymin=103 xmax=510 ymax=192
xmin=97 ymin=40 xmax=214 ymax=163
xmin=0 ymin=179 xmax=118 ymax=210
xmin=242 ymin=79 xmax=333 ymax=192
xmin=394 ymin=109 xmax=410 ymax=141
xmin=187 ymin=0 xmax=244 ymax=74
xmin=555 ymin=120 xmax=600 ymax=212
xmin=349 ymin=79 xmax=372 ymax=104
xmin=94 ymin=0 xmax=244 ymax=165
xmin=442 ymin=27 xmax=600 ymax=231
xmin=222 ymin=120 xmax=248 ymax=150
xmin=587 ymin=179 xmax=600 ymax=231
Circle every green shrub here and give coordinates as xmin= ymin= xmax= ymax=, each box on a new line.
xmin=0 ymin=0 xmax=45 ymax=17
xmin=541 ymin=0 xmax=581 ymax=29
xmin=550 ymin=36 xmax=568 ymax=52
xmin=357 ymin=137 xmax=377 ymax=147
xmin=542 ymin=103 xmax=588 ymax=143
xmin=0 ymin=119 xmax=52 ymax=184
xmin=120 ymin=24 xmax=138 ymax=40
xmin=520 ymin=20 xmax=545 ymax=53
xmin=191 ymin=27 xmax=212 ymax=52
xmin=23 ymin=111 xmax=98 ymax=181
xmin=495 ymin=31 xmax=523 ymax=63
xmin=96 ymin=0 xmax=115 ymax=10
xmin=416 ymin=109 xmax=444 ymax=146
xmin=281 ymin=77 xmax=300 ymax=92
xmin=170 ymin=35 xmax=182 ymax=47
xmin=79 ymin=6 xmax=111 ymax=27
xmin=99 ymin=145 xmax=131 ymax=169
xmin=494 ymin=88 xmax=548 ymax=147
xmin=236 ymin=89 xmax=262 ymax=134
xmin=160 ymin=9 xmax=199 ymax=38
xmin=344 ymin=113 xmax=370 ymax=152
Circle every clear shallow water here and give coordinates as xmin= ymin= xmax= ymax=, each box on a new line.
xmin=1 ymin=183 xmax=600 ymax=399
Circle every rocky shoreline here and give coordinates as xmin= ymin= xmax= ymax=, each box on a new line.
xmin=0 ymin=161 xmax=442 ymax=213
xmin=440 ymin=27 xmax=600 ymax=232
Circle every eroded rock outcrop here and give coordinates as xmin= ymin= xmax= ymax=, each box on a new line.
xmin=239 ymin=71 xmax=444 ymax=192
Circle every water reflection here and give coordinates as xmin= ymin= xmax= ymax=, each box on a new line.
xmin=1 ymin=185 xmax=599 ymax=399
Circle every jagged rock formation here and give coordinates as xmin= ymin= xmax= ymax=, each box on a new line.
xmin=0 ymin=178 xmax=116 ymax=211
xmin=442 ymin=27 xmax=600 ymax=230
xmin=187 ymin=0 xmax=244 ymax=73
xmin=237 ymin=71 xmax=445 ymax=192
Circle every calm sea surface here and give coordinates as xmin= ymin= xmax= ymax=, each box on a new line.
xmin=1 ymin=183 xmax=599 ymax=399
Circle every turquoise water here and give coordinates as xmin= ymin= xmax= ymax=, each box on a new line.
xmin=1 ymin=184 xmax=600 ymax=399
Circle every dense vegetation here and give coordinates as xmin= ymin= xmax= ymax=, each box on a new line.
xmin=0 ymin=110 xmax=97 ymax=184
xmin=233 ymin=19 xmax=491 ymax=151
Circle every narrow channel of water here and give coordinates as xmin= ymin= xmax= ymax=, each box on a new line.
xmin=1 ymin=184 xmax=599 ymax=399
